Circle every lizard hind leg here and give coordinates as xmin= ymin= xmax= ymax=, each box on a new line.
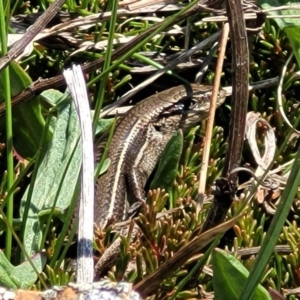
xmin=124 ymin=169 xmax=147 ymax=219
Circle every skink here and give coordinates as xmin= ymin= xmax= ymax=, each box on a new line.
xmin=95 ymin=84 xmax=226 ymax=226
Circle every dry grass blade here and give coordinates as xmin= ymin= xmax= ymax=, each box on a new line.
xmin=197 ymin=23 xmax=229 ymax=209
xmin=119 ymin=0 xmax=176 ymax=10
xmin=0 ymin=0 xmax=65 ymax=71
xmin=63 ymin=65 xmax=94 ymax=283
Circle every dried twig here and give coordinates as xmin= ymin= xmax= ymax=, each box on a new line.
xmin=0 ymin=0 xmax=65 ymax=71
xmin=201 ymin=0 xmax=249 ymax=232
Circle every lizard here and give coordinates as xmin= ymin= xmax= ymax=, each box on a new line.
xmin=94 ymin=84 xmax=227 ymax=275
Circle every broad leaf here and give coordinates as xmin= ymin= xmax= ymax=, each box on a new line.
xmin=20 ymin=98 xmax=82 ymax=255
xmin=0 ymin=250 xmax=46 ymax=289
xmin=151 ymin=131 xmax=183 ymax=191
xmin=0 ymin=61 xmax=47 ymax=158
xmin=40 ymin=89 xmax=65 ymax=106
xmin=212 ymin=248 xmax=271 ymax=300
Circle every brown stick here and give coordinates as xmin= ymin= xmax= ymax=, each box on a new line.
xmin=0 ymin=0 xmax=66 ymax=71
xmin=197 ymin=23 xmax=229 ymax=209
xmin=201 ymin=0 xmax=249 ymax=232
xmin=222 ymin=0 xmax=249 ymax=177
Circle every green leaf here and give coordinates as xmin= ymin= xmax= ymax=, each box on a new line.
xmin=0 ymin=250 xmax=17 ymax=288
xmin=284 ymin=27 xmax=300 ymax=67
xmin=20 ymin=99 xmax=82 ymax=255
xmin=93 ymin=115 xmax=112 ymax=135
xmin=11 ymin=252 xmax=46 ymax=288
xmin=13 ymin=101 xmax=48 ymax=159
xmin=96 ymin=158 xmax=110 ymax=176
xmin=0 ymin=61 xmax=31 ymax=98
xmin=212 ymin=248 xmax=271 ymax=300
xmin=260 ymin=1 xmax=300 ymax=28
xmin=0 ymin=61 xmax=47 ymax=158
xmin=0 ymin=250 xmax=46 ymax=289
xmin=150 ymin=131 xmax=183 ymax=191
xmin=40 ymin=89 xmax=64 ymax=106
xmin=259 ymin=0 xmax=300 ymax=67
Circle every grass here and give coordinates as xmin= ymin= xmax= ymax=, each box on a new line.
xmin=1 ymin=0 xmax=300 ymax=299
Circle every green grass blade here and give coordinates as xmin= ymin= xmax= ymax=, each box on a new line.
xmin=0 ymin=0 xmax=13 ymax=260
xmin=92 ymin=0 xmax=119 ymax=134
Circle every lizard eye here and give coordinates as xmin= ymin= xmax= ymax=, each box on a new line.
xmin=173 ymin=102 xmax=185 ymax=112
xmin=176 ymin=98 xmax=198 ymax=111
xmin=159 ymin=97 xmax=200 ymax=117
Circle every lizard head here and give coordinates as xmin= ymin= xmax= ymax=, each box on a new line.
xmin=153 ymin=85 xmax=226 ymax=133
